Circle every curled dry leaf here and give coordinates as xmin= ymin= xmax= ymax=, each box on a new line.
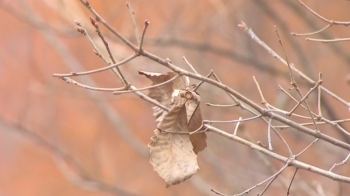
xmin=139 ymin=71 xmax=207 ymax=186
xmin=138 ymin=71 xmax=189 ymax=122
xmin=187 ymin=100 xmax=207 ymax=154
xmin=149 ymin=103 xmax=199 ymax=187
xmin=140 ymin=71 xmax=207 ymax=154
xmin=140 ymin=71 xmax=207 ymax=186
xmin=173 ymin=89 xmax=207 ymax=154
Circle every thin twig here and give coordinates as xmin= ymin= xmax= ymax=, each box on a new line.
xmin=183 ymin=56 xmax=198 ymax=74
xmin=253 ymin=76 xmax=276 ymax=152
xmin=138 ymin=20 xmax=150 ymax=52
xmin=89 ymin=18 xmax=113 ymax=63
xmin=79 ymin=0 xmax=139 ymax=52
xmin=113 ymin=74 xmax=180 ymax=95
xmin=248 ymin=78 xmax=294 ymax=154
xmin=89 ymin=17 xmax=130 ymax=87
xmin=291 ymin=24 xmax=332 ymax=36
xmin=126 ymin=2 xmax=140 ymax=44
xmin=134 ymin=90 xmax=169 ymax=112
xmin=208 ymin=70 xmax=263 ymax=126
xmin=288 ymin=79 xmax=322 ymax=115
xmin=55 ymin=19 xmax=132 ymax=89
xmin=206 ymin=103 xmax=238 ymax=107
xmin=243 ymin=132 xmax=306 ymax=196
xmin=296 ymin=0 xmax=350 ymax=26
xmin=61 ymin=77 xmax=124 ymax=92
xmin=306 ymin=37 xmax=350 ymax=43
xmin=275 ymin=26 xmax=295 ymax=85
xmin=211 ymin=71 xmax=240 ymax=105
xmin=295 ymin=138 xmax=319 ymax=157
xmin=264 ymin=117 xmax=294 ymax=156
xmin=190 ymin=124 xmax=208 ymax=135
xmin=53 ymin=54 xmax=137 ymax=77
xmin=267 ymin=105 xmax=314 ymax=120
xmin=253 ymin=76 xmax=267 ymax=106
xmin=317 ymin=73 xmax=322 ymax=117
xmin=275 ymin=118 xmax=350 ymax=129
xmin=203 ymin=115 xmax=262 ymax=124
xmin=275 ymin=26 xmax=320 ymax=132
xmin=267 ymin=118 xmax=273 ymax=151
xmin=210 ymin=189 xmax=229 ymax=196
xmin=72 ymin=19 xmax=131 ymax=87
xmin=193 ymin=69 xmax=213 ymax=92
xmin=258 ymin=174 xmax=279 ymax=196
xmin=74 ymin=20 xmax=110 ymax=64
xmin=329 ymin=153 xmax=350 ymax=172
xmin=287 ymin=168 xmax=299 ymax=196
xmin=278 ymin=85 xmax=315 ymax=114
xmin=233 ymin=117 xmax=242 ymax=135
xmin=321 ymin=118 xmax=350 ymax=137
xmin=235 ymin=163 xmax=289 ymax=196
xmin=292 ymin=88 xmax=320 ymax=132
xmin=278 ymin=85 xmax=350 ymax=136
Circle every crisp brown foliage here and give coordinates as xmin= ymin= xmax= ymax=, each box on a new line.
xmin=138 ymin=71 xmax=189 ymax=122
xmin=141 ymin=71 xmax=207 ymax=186
xmin=149 ymin=103 xmax=199 ymax=186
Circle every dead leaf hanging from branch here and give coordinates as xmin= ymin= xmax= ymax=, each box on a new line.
xmin=138 ymin=71 xmax=189 ymax=122
xmin=149 ymin=103 xmax=199 ymax=186
xmin=187 ymin=100 xmax=207 ymax=154
xmin=173 ymin=88 xmax=207 ymax=154
xmin=142 ymin=71 xmax=207 ymax=186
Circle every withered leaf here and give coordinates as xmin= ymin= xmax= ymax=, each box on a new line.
xmin=149 ymin=103 xmax=199 ymax=186
xmin=141 ymin=71 xmax=207 ymax=186
xmin=173 ymin=89 xmax=207 ymax=154
xmin=138 ymin=71 xmax=189 ymax=122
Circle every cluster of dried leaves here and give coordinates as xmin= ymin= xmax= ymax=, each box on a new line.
xmin=139 ymin=71 xmax=207 ymax=187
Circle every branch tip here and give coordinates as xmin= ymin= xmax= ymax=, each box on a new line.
xmin=74 ymin=20 xmax=82 ymax=26
xmin=237 ymin=21 xmax=247 ymax=29
xmin=89 ymin=16 xmax=97 ymax=26
xmin=165 ymin=57 xmax=172 ymax=63
xmin=82 ymin=0 xmax=90 ymax=7
xmin=75 ymin=26 xmax=85 ymax=34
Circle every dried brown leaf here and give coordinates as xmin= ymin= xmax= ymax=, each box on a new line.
xmin=141 ymin=71 xmax=207 ymax=185
xmin=149 ymin=103 xmax=199 ymax=186
xmin=139 ymin=71 xmax=189 ymax=122
xmin=175 ymin=90 xmax=207 ymax=154
xmin=187 ymin=101 xmax=207 ymax=154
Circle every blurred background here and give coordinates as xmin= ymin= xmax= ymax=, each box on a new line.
xmin=0 ymin=0 xmax=350 ymax=195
